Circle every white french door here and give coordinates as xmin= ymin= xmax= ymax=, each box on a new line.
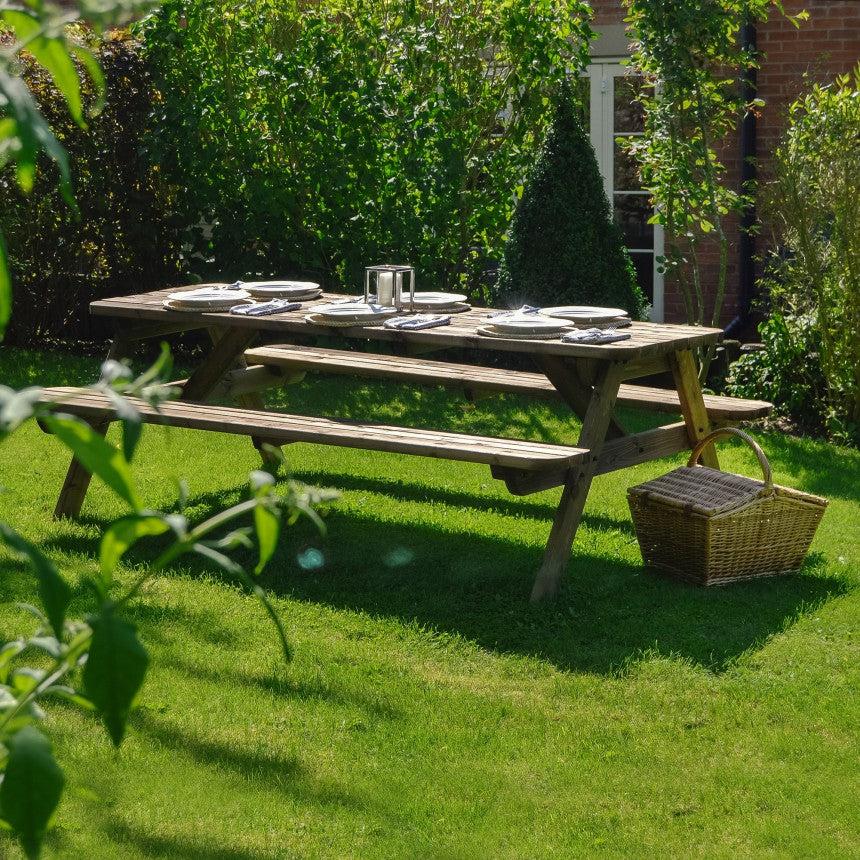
xmin=581 ymin=63 xmax=664 ymax=321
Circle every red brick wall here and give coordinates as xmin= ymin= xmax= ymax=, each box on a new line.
xmin=591 ymin=0 xmax=860 ymax=326
xmin=592 ymin=0 xmax=626 ymax=25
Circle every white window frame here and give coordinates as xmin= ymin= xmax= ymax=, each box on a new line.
xmin=583 ymin=61 xmax=664 ymax=322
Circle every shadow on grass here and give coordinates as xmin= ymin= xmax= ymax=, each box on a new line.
xmin=102 ymin=823 xmax=267 ymax=860
xmin=755 ymin=430 xmax=860 ymax=501
xmin=127 ymin=709 xmax=364 ymax=812
xmin=42 ymin=480 xmax=844 ymax=677
xmin=156 ymin=651 xmax=400 ymax=720
xmin=284 ymin=468 xmax=636 ymax=535
xmin=264 ymin=505 xmax=845 ymax=675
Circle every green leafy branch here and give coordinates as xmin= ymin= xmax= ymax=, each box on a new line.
xmin=622 ymin=0 xmax=804 ymax=378
xmin=0 ymin=356 xmax=336 ymax=858
xmin=0 ymin=0 xmax=157 ymax=337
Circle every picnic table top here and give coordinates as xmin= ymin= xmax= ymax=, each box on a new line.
xmin=91 ymin=288 xmax=723 ymax=361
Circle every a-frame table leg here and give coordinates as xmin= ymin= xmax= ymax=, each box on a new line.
xmin=53 ymin=335 xmax=136 ymax=519
xmin=530 ymin=360 xmax=625 ymax=603
xmin=668 ymin=348 xmax=719 ymax=469
xmin=538 ymin=353 xmax=627 ymax=439
xmin=195 ymin=327 xmax=283 ymax=467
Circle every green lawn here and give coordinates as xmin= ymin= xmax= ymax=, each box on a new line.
xmin=1 ymin=344 xmax=858 ymax=859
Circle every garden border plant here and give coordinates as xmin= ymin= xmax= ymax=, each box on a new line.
xmin=622 ymin=0 xmax=806 ymax=378
xmin=1 ymin=4 xmax=334 ymax=856
xmin=493 ymin=79 xmax=647 ymax=317
xmin=137 ymin=0 xmax=594 ymax=297
xmin=727 ymin=68 xmax=860 ymax=445
xmin=2 ymin=31 xmax=185 ymax=348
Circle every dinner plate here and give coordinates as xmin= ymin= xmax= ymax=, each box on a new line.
xmin=242 ymin=280 xmax=321 ymax=297
xmin=163 ymin=299 xmax=251 ymax=312
xmin=167 ymin=287 xmax=251 ymax=306
xmin=541 ymin=305 xmax=629 ymax=324
xmin=488 ymin=315 xmax=574 ymax=333
xmin=313 ymin=302 xmax=398 ymax=321
xmin=410 ymin=291 xmax=468 ymax=307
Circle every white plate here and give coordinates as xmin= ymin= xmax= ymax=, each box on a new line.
xmin=242 ymin=280 xmax=321 ymax=296
xmin=167 ymin=287 xmax=251 ymax=305
xmin=163 ymin=299 xmax=250 ymax=313
xmin=489 ymin=315 xmax=573 ymax=333
xmin=410 ymin=291 xmax=468 ymax=306
xmin=313 ymin=302 xmax=397 ymax=321
xmin=541 ymin=305 xmax=629 ymax=324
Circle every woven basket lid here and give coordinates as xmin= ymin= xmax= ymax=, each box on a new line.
xmin=628 ymin=465 xmax=769 ymax=516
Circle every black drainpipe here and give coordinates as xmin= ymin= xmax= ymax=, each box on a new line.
xmin=725 ymin=20 xmax=757 ymax=337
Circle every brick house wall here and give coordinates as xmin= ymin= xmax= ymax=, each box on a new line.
xmin=589 ymin=0 xmax=860 ymax=328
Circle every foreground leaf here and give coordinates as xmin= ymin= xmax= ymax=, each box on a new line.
xmin=0 ymin=523 xmax=71 ymax=638
xmin=41 ymin=413 xmax=141 ymax=511
xmin=2 ymin=10 xmax=84 ymax=125
xmin=0 ymin=725 xmax=65 ymax=860
xmin=0 ymin=230 xmax=8 ymax=341
xmin=253 ymin=503 xmax=280 ymax=575
xmin=0 ymin=386 xmax=43 ymax=438
xmin=0 ymin=69 xmax=72 ymax=201
xmin=99 ymin=514 xmax=169 ymax=590
xmin=83 ymin=610 xmax=148 ymax=746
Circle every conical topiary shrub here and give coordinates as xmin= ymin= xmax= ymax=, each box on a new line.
xmin=494 ymin=82 xmax=648 ymax=318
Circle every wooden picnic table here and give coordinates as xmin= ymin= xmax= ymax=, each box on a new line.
xmin=45 ymin=287 xmax=751 ymax=601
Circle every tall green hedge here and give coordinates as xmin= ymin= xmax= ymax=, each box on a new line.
xmin=1 ymin=34 xmax=184 ymax=346
xmin=137 ymin=0 xmax=593 ymax=294
xmin=493 ymin=84 xmax=647 ymax=317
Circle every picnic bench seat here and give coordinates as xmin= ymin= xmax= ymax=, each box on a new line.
xmin=243 ymin=344 xmax=773 ymax=422
xmin=39 ymin=387 xmax=590 ymax=471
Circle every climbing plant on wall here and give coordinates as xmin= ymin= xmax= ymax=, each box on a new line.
xmin=622 ymin=0 xmax=804 ymax=376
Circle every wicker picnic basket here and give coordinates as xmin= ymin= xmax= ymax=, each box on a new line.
xmin=627 ymin=427 xmax=827 ymax=585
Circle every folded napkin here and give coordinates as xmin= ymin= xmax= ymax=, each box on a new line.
xmin=561 ymin=327 xmax=632 ymax=345
xmin=384 ymin=314 xmax=452 ymax=331
xmin=488 ymin=305 xmax=540 ymax=320
xmin=230 ymin=299 xmax=301 ymax=316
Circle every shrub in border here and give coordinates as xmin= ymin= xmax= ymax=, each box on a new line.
xmin=493 ymin=82 xmax=647 ymax=317
xmin=1 ymin=33 xmax=185 ymax=347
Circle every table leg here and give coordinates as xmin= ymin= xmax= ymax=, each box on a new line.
xmin=537 ymin=354 xmax=626 ymax=439
xmin=53 ymin=335 xmax=135 ymax=519
xmin=180 ymin=326 xmax=260 ymax=402
xmin=530 ymin=361 xmax=625 ymax=602
xmin=668 ymin=348 xmax=719 ymax=469
xmin=199 ymin=327 xmax=282 ymax=467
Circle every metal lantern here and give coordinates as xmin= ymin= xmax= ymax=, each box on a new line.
xmin=364 ymin=264 xmax=416 ymax=312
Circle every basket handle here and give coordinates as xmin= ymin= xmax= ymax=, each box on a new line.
xmin=687 ymin=427 xmax=773 ymax=492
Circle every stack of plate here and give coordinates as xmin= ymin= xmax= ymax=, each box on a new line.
xmin=408 ymin=292 xmax=471 ymax=313
xmin=242 ymin=280 xmax=323 ymax=301
xmin=163 ymin=286 xmax=251 ymax=312
xmin=540 ymin=306 xmax=631 ymax=328
xmin=477 ymin=311 xmax=574 ymax=340
xmin=305 ymin=302 xmax=397 ymax=327
xmin=363 ymin=292 xmax=471 ymax=313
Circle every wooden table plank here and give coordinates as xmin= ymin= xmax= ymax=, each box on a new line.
xmin=245 ymin=344 xmax=772 ymax=419
xmin=41 ymin=388 xmax=590 ymax=471
xmin=90 ymin=289 xmax=723 ymax=360
xmin=73 ymin=286 xmax=730 ymax=602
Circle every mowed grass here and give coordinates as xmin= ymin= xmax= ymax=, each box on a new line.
xmin=1 ymin=344 xmax=858 ymax=859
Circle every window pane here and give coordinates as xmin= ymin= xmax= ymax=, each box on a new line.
xmin=629 ymin=251 xmax=654 ymax=302
xmin=613 ymin=138 xmax=641 ymax=191
xmin=613 ymin=74 xmax=645 ymax=133
xmin=614 ymin=193 xmax=654 ymax=248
